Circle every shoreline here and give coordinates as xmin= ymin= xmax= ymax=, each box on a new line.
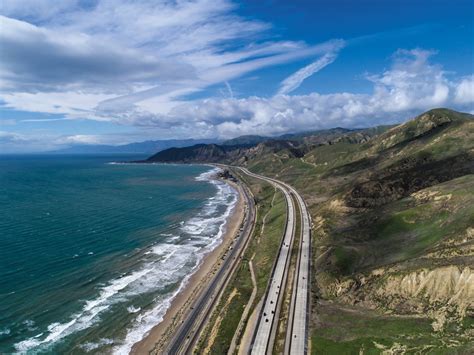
xmin=131 ymin=176 xmax=246 ymax=354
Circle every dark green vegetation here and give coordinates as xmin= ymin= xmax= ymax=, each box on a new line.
xmin=148 ymin=108 xmax=474 ymax=353
xmin=197 ymin=173 xmax=287 ymax=353
xmin=311 ymin=301 xmax=473 ymax=355
xmin=146 ymin=127 xmax=387 ymax=164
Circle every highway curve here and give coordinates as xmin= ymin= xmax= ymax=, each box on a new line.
xmin=239 ymin=168 xmax=296 ymax=355
xmin=238 ymin=168 xmax=311 ymax=355
xmin=165 ymin=167 xmax=310 ymax=355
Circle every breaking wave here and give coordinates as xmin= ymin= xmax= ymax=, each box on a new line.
xmin=14 ymin=167 xmax=238 ymax=354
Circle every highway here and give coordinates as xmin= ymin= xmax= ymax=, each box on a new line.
xmin=166 ymin=177 xmax=256 ymax=354
xmin=238 ymin=168 xmax=311 ymax=355
xmin=283 ymin=181 xmax=311 ymax=355
xmin=239 ymin=168 xmax=296 ymax=355
xmin=165 ymin=166 xmax=310 ymax=354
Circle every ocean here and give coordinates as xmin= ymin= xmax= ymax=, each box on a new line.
xmin=0 ymin=155 xmax=237 ymax=354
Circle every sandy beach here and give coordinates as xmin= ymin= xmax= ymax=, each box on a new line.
xmin=131 ymin=178 xmax=246 ymax=354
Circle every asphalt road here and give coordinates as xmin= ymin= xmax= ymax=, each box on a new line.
xmin=240 ymin=168 xmax=296 ymax=355
xmin=165 ymin=167 xmax=310 ymax=355
xmin=239 ymin=168 xmax=310 ymax=355
xmin=283 ymin=183 xmax=311 ymax=355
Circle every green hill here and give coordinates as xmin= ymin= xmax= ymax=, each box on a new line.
xmin=233 ymin=108 xmax=474 ymax=353
xmin=145 ymin=108 xmax=474 ymax=353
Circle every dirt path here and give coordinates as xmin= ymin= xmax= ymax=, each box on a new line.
xmin=300 ymin=157 xmax=319 ymax=168
xmin=234 ymin=188 xmax=279 ymax=354
xmin=228 ymin=255 xmax=257 ymax=354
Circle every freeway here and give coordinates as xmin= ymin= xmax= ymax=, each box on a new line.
xmin=239 ymin=168 xmax=296 ymax=355
xmin=166 ymin=176 xmax=256 ymax=354
xmin=238 ymin=168 xmax=310 ymax=355
xmin=283 ymin=182 xmax=311 ymax=355
xmin=165 ymin=166 xmax=310 ymax=355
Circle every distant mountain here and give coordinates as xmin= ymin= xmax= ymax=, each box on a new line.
xmin=221 ymin=129 xmax=359 ymax=147
xmin=51 ymin=139 xmax=219 ymax=155
xmin=146 ymin=144 xmax=249 ymax=163
xmin=146 ymin=127 xmax=378 ymax=164
xmin=222 ymin=135 xmax=271 ymax=146
xmin=280 ymin=127 xmax=353 ymax=140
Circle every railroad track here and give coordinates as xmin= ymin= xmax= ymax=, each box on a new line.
xmin=165 ymin=167 xmax=310 ymax=355
xmin=166 ymin=178 xmax=256 ymax=354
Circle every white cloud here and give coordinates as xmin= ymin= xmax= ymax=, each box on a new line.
xmin=0 ymin=130 xmax=27 ymax=143
xmin=54 ymin=134 xmax=105 ymax=145
xmin=0 ymin=15 xmax=196 ymax=92
xmin=0 ymin=0 xmax=79 ymax=21
xmin=277 ymin=50 xmax=341 ymax=95
xmin=0 ymin=118 xmax=17 ymax=126
xmin=0 ymin=130 xmax=49 ymax=153
xmin=0 ymin=0 xmax=472 ymax=150
xmin=0 ymin=0 xmax=342 ymax=121
xmin=0 ymin=130 xmax=137 ymax=153
xmin=119 ymin=48 xmax=470 ymax=139
xmin=365 ymin=48 xmax=451 ymax=112
xmin=454 ymin=75 xmax=474 ymax=104
xmin=94 ymin=39 xmax=345 ymax=114
xmin=0 ymin=90 xmax=115 ymax=118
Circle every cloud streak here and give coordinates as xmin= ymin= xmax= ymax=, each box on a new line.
xmin=0 ymin=1 xmax=472 ymax=153
xmin=0 ymin=0 xmax=343 ymax=120
xmin=103 ymin=48 xmax=472 ymax=139
xmin=277 ymin=50 xmax=341 ymax=95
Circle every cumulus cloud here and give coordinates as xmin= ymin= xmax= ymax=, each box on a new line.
xmin=454 ymin=75 xmax=474 ymax=104
xmin=112 ymin=48 xmax=472 ymax=139
xmin=365 ymin=49 xmax=451 ymax=111
xmin=0 ymin=1 xmax=472 ymax=149
xmin=0 ymin=0 xmax=342 ymax=117
xmin=0 ymin=15 xmax=196 ymax=92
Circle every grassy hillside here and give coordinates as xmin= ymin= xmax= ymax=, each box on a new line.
xmin=234 ymin=108 xmax=474 ymax=353
xmin=145 ymin=108 xmax=474 ymax=352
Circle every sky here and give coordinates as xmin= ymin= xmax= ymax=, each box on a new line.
xmin=0 ymin=0 xmax=473 ymax=152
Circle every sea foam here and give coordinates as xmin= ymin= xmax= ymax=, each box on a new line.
xmin=14 ymin=166 xmax=238 ymax=354
xmin=112 ymin=167 xmax=238 ymax=354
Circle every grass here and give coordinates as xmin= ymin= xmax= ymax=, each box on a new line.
xmin=234 ymin=112 xmax=474 ymax=354
xmin=308 ymin=177 xmax=474 ymax=352
xmin=197 ymin=171 xmax=287 ymax=354
xmin=311 ymin=302 xmax=474 ymax=354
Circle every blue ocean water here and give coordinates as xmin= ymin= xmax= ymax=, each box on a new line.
xmin=0 ymin=155 xmax=237 ymax=354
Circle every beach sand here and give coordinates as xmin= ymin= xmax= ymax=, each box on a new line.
xmin=131 ymin=179 xmax=246 ymax=354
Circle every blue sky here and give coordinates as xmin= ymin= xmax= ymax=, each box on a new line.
xmin=0 ymin=0 xmax=473 ymax=152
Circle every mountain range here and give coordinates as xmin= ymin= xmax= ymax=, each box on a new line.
xmin=51 ymin=128 xmax=381 ymax=155
xmin=50 ymin=139 xmax=219 ymax=155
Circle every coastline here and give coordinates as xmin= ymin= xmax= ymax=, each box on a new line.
xmin=131 ymin=177 xmax=246 ymax=354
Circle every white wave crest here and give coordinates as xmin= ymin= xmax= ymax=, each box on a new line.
xmin=14 ymin=166 xmax=238 ymax=354
xmin=80 ymin=338 xmax=114 ymax=352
